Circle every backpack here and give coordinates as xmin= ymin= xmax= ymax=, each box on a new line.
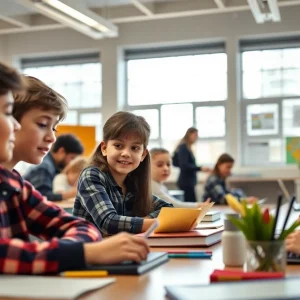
xmin=172 ymin=151 xmax=180 ymax=167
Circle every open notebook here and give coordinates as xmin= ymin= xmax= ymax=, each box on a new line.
xmin=155 ymin=204 xmax=213 ymax=233
xmin=0 ymin=276 xmax=115 ymax=299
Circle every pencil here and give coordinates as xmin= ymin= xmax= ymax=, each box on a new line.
xmin=168 ymin=253 xmax=212 ymax=259
xmin=60 ymin=270 xmax=108 ymax=278
xmin=271 ymin=194 xmax=283 ymax=240
xmin=281 ymin=195 xmax=296 ymax=233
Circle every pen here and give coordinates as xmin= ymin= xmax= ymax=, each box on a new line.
xmin=168 ymin=253 xmax=212 ymax=259
xmin=144 ymin=220 xmax=159 ymax=238
xmin=167 ymin=250 xmax=213 ymax=255
xmin=60 ymin=270 xmax=108 ymax=278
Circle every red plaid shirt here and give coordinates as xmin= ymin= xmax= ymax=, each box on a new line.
xmin=0 ymin=165 xmax=101 ymax=274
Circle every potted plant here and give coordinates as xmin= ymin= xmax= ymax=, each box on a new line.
xmin=225 ymin=194 xmax=300 ymax=272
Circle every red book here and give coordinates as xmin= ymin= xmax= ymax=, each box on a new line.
xmin=210 ymin=269 xmax=285 ymax=283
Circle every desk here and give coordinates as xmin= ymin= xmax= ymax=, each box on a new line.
xmin=77 ymin=204 xmax=299 ymax=300
xmin=2 ymin=205 xmax=300 ymax=300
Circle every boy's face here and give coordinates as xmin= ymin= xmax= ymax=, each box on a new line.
xmin=0 ymin=92 xmax=20 ymax=163
xmin=151 ymin=153 xmax=171 ymax=183
xmin=14 ymin=108 xmax=59 ymax=165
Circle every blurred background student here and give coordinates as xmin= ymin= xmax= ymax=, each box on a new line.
xmin=53 ymin=156 xmax=87 ymax=195
xmin=173 ymin=127 xmax=211 ymax=203
xmin=150 ymin=148 xmax=210 ymax=208
xmin=202 ymin=153 xmax=257 ymax=204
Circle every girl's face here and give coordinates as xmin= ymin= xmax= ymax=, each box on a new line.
xmin=189 ymin=131 xmax=198 ymax=144
xmin=218 ymin=162 xmax=234 ymax=178
xmin=0 ymin=92 xmax=20 ymax=163
xmin=151 ymin=153 xmax=171 ymax=183
xmin=67 ymin=171 xmax=80 ymax=187
xmin=101 ymin=133 xmax=148 ymax=182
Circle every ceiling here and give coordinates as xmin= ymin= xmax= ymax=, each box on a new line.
xmin=0 ymin=0 xmax=300 ymax=37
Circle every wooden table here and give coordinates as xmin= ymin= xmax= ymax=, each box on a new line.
xmin=1 ymin=205 xmax=299 ymax=300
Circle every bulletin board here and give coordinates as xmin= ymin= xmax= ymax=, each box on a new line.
xmin=56 ymin=125 xmax=97 ymax=157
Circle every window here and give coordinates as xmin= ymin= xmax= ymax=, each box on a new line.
xmin=125 ymin=44 xmax=227 ymax=165
xmin=241 ymin=39 xmax=300 ymax=166
xmin=21 ymin=53 xmax=102 ymax=141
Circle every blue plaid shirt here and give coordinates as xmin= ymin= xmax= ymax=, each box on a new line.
xmin=73 ymin=166 xmax=173 ymax=235
xmin=202 ymin=174 xmax=246 ymax=204
xmin=24 ymin=153 xmax=62 ymax=201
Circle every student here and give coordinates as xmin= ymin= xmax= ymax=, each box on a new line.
xmin=24 ymin=131 xmax=84 ymax=201
xmin=73 ymin=111 xmax=173 ymax=235
xmin=150 ymin=148 xmax=210 ymax=208
xmin=53 ymin=156 xmax=87 ymax=194
xmin=174 ymin=127 xmax=211 ymax=203
xmin=202 ymin=153 xmax=257 ymax=204
xmin=0 ymin=68 xmax=149 ymax=274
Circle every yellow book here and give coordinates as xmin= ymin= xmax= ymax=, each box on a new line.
xmin=155 ymin=203 xmax=214 ymax=233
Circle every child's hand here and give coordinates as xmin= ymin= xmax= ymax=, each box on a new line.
xmin=286 ymin=230 xmax=300 ymax=254
xmin=84 ymin=232 xmax=150 ymax=265
xmin=196 ymin=198 xmax=211 ymax=208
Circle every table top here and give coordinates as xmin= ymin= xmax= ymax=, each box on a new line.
xmin=1 ymin=205 xmax=299 ymax=300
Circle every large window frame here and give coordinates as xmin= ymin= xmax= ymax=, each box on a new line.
xmin=124 ymin=43 xmax=227 ymax=165
xmin=21 ymin=53 xmax=103 ymax=141
xmin=240 ymin=38 xmax=300 ymax=166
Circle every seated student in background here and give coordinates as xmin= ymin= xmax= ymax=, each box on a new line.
xmin=150 ymin=148 xmax=210 ymax=208
xmin=202 ymin=153 xmax=257 ymax=204
xmin=174 ymin=127 xmax=211 ymax=203
xmin=0 ymin=66 xmax=149 ymax=274
xmin=24 ymin=130 xmax=84 ymax=201
xmin=73 ymin=111 xmax=173 ymax=236
xmin=53 ymin=156 xmax=87 ymax=195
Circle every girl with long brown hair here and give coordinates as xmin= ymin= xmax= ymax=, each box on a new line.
xmin=73 ymin=111 xmax=172 ymax=235
xmin=202 ymin=153 xmax=257 ymax=204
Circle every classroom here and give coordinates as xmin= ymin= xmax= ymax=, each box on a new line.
xmin=1 ymin=0 xmax=300 ymax=299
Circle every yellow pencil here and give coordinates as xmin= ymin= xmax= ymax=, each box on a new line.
xmin=60 ymin=270 xmax=108 ymax=278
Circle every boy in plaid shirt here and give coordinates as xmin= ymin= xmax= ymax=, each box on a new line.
xmin=0 ymin=65 xmax=149 ymax=274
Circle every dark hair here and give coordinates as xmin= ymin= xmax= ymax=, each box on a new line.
xmin=0 ymin=62 xmax=24 ymax=96
xmin=150 ymin=148 xmax=169 ymax=158
xmin=175 ymin=127 xmax=198 ymax=151
xmin=13 ymin=76 xmax=67 ymax=122
xmin=52 ymin=134 xmax=84 ymax=154
xmin=213 ymin=153 xmax=235 ymax=177
xmin=89 ymin=111 xmax=152 ymax=217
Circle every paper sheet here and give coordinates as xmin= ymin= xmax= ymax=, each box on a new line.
xmin=0 ymin=276 xmax=115 ymax=299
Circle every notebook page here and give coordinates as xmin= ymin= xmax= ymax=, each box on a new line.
xmin=0 ymin=276 xmax=116 ymax=299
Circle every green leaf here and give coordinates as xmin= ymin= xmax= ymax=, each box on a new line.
xmin=227 ymin=215 xmax=252 ymax=240
xmin=278 ymin=220 xmax=300 ymax=240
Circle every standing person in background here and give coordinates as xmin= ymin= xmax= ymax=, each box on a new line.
xmin=24 ymin=133 xmax=84 ymax=201
xmin=202 ymin=153 xmax=257 ymax=204
xmin=150 ymin=148 xmax=210 ymax=208
xmin=173 ymin=127 xmax=211 ymax=203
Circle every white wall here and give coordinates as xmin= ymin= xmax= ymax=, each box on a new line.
xmin=1 ymin=6 xmax=300 ymax=179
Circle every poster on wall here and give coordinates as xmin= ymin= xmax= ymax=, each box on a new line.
xmin=286 ymin=137 xmax=300 ymax=164
xmin=251 ymin=113 xmax=275 ymax=130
